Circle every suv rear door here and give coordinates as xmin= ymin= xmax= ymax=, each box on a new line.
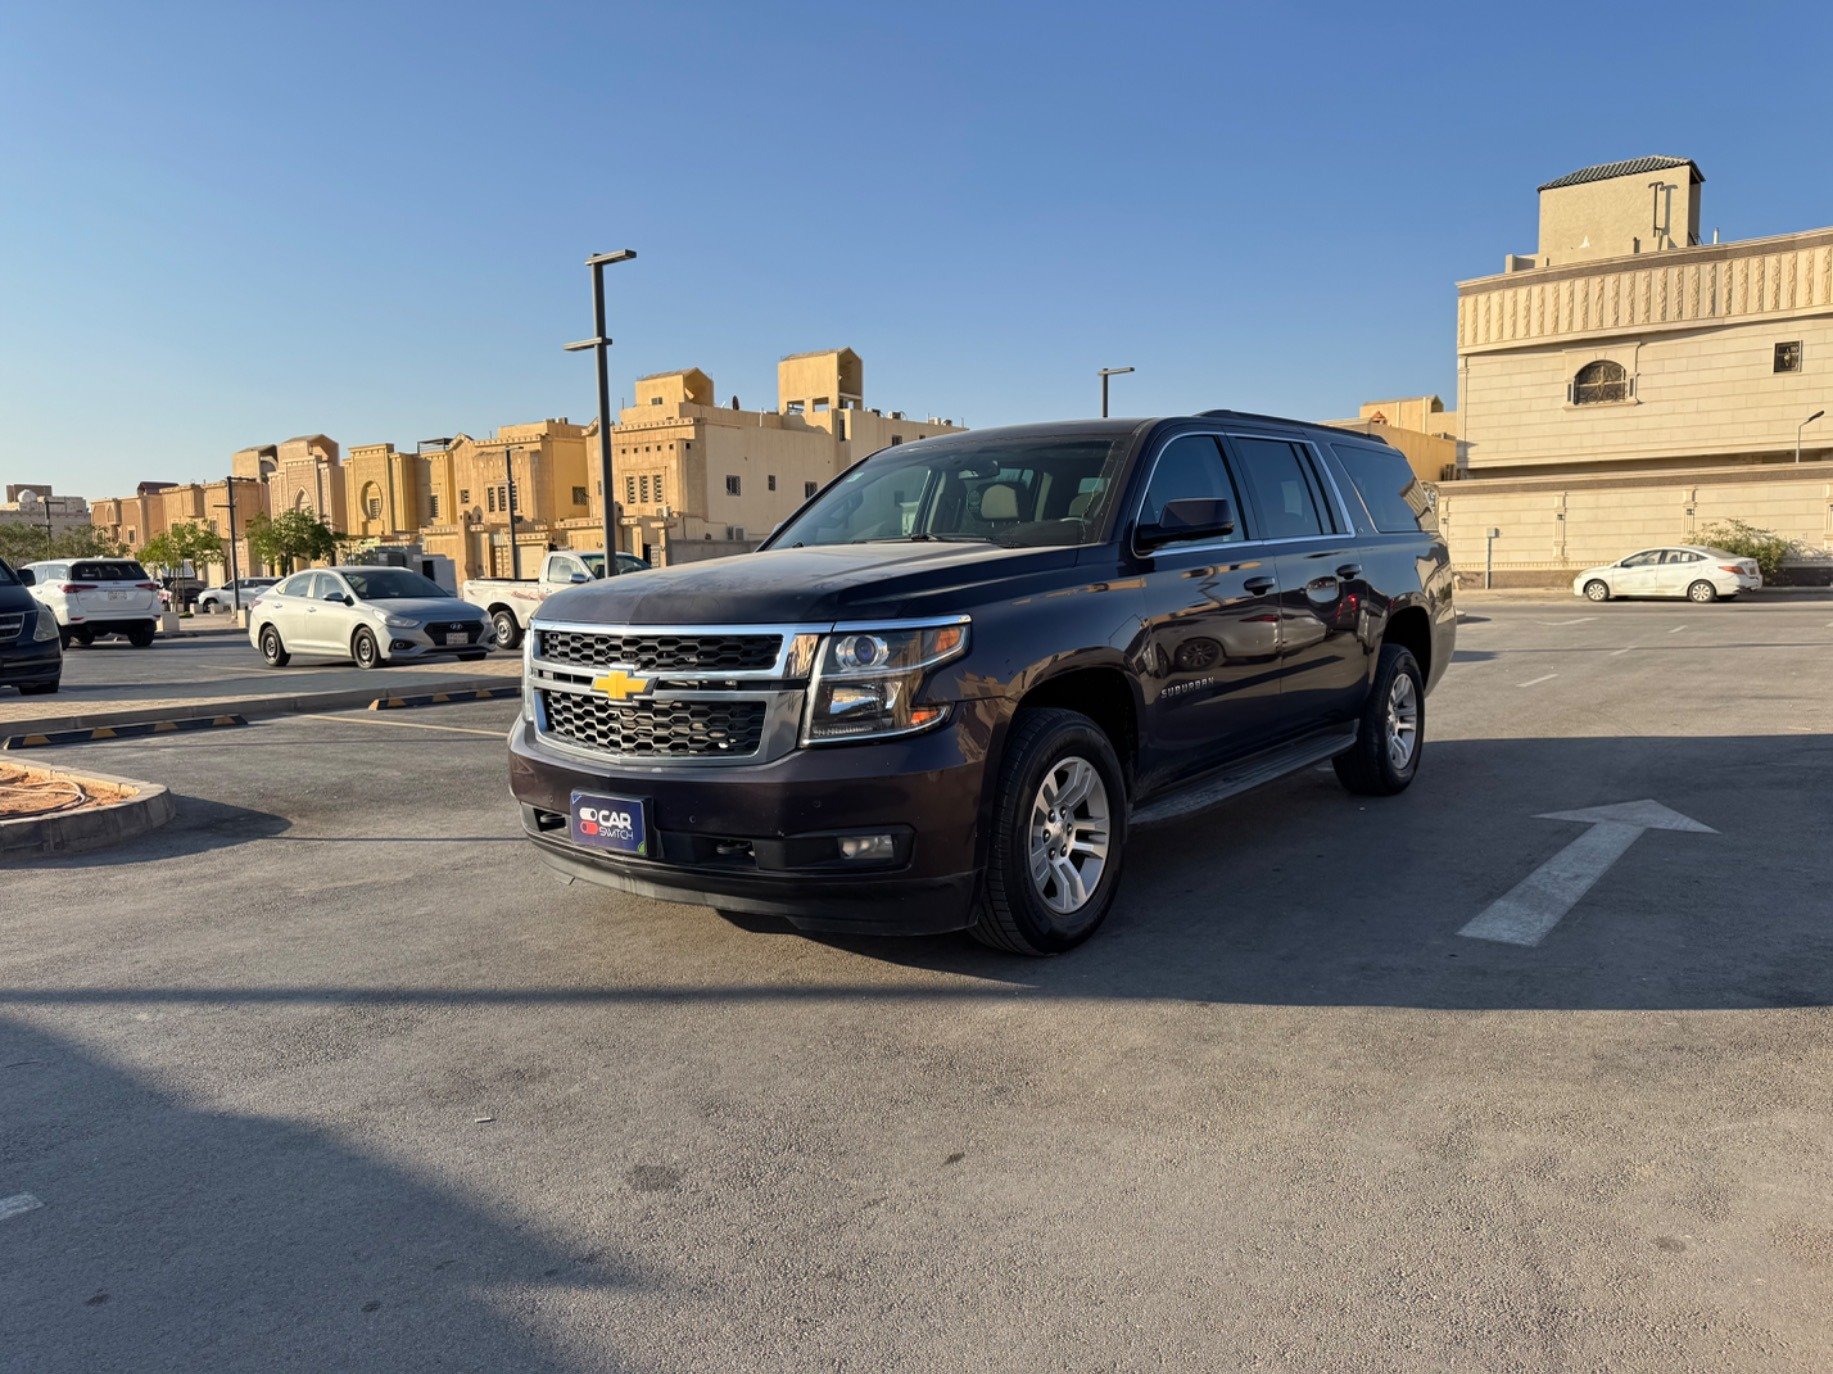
xmin=1221 ymin=433 xmax=1372 ymax=728
xmin=1130 ymin=432 xmax=1286 ymax=789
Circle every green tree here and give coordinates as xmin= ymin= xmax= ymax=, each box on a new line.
xmin=139 ymin=521 xmax=224 ymax=576
xmin=1698 ymin=519 xmax=1795 ymax=580
xmin=0 ymin=522 xmax=125 ymax=564
xmin=246 ymin=508 xmax=340 ymax=574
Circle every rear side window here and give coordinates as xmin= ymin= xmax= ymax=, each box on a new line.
xmin=73 ymin=560 xmax=149 ymax=582
xmin=1330 ymin=443 xmax=1434 ymax=534
xmin=276 ymin=573 xmax=314 ymax=597
xmin=1229 ymin=437 xmax=1330 ymax=538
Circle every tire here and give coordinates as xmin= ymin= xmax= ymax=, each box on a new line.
xmin=76 ymin=628 xmax=96 ymax=647
xmin=491 ymin=609 xmax=523 ymax=651
xmin=1333 ymin=643 xmax=1425 ymax=797
xmin=19 ymin=680 xmax=59 ymax=696
xmin=127 ymin=625 xmax=155 ymax=648
xmin=58 ymin=628 xmax=74 ymax=650
xmin=352 ymin=626 xmax=383 ymax=669
xmin=258 ymin=624 xmax=290 ymax=667
xmin=969 ymin=707 xmax=1128 ymax=956
xmin=1687 ymin=580 xmax=1717 ymax=604
xmin=1584 ymin=580 xmax=1610 ymax=602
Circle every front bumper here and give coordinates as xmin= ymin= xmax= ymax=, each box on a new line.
xmin=508 ymin=714 xmax=991 ymax=935
xmin=0 ymin=635 xmax=62 ymax=686
xmin=380 ymin=622 xmax=495 ymax=660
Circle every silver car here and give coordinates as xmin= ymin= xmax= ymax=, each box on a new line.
xmin=249 ymin=566 xmax=494 ymax=669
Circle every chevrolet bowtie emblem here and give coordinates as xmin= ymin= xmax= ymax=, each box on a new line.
xmin=591 ymin=669 xmax=653 ymax=702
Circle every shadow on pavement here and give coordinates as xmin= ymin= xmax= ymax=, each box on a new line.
xmin=16 ymin=795 xmax=292 ymax=867
xmin=1 ymin=1018 xmax=633 ymax=1372
xmin=3 ymin=735 xmax=1828 ymax=1013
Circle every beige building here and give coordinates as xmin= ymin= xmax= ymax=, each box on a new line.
xmin=1 ymin=485 xmax=92 ymax=539
xmin=583 ymin=347 xmax=961 ymax=564
xmin=1458 ymin=156 xmax=1833 ymax=477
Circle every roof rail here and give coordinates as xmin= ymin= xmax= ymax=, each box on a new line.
xmin=1195 ymin=410 xmax=1396 ymax=447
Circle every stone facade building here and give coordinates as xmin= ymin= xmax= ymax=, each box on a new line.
xmin=1457 ymin=156 xmax=1832 ymax=476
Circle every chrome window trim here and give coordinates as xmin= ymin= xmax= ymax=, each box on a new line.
xmin=1126 ymin=428 xmax=1362 ymax=560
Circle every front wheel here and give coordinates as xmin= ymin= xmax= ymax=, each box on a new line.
xmin=1334 ymin=643 xmax=1425 ymax=797
xmin=1584 ymin=580 xmax=1610 ymax=602
xmin=19 ymin=680 xmax=59 ymax=696
xmin=491 ymin=609 xmax=523 ymax=651
xmin=970 ymin=707 xmax=1128 ymax=956
xmin=352 ymin=627 xmax=384 ymax=669
xmin=1687 ymin=580 xmax=1718 ymax=604
xmin=259 ymin=624 xmax=290 ymax=667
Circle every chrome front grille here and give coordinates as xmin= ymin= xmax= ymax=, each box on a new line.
xmin=0 ymin=612 xmax=25 ymax=643
xmin=540 ymin=692 xmax=768 ymax=759
xmin=538 ymin=628 xmax=782 ymax=673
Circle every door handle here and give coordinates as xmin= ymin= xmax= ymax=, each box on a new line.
xmin=1243 ymin=575 xmax=1276 ymax=594
xmin=1336 ymin=563 xmax=1363 ymax=579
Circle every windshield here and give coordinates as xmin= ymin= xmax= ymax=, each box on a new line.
xmin=342 ymin=569 xmax=447 ymax=600
xmin=576 ymin=553 xmax=650 ymax=577
xmin=768 ymin=434 xmax=1128 ymax=549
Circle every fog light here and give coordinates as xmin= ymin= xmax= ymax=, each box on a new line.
xmin=838 ymin=834 xmax=896 ymax=862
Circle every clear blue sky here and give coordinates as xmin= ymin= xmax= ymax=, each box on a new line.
xmin=4 ymin=2 xmax=1830 ymax=496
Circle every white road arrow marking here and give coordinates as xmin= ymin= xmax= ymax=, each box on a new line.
xmin=1459 ymin=800 xmax=1717 ymax=947
xmin=0 ymin=1192 xmax=44 ymax=1222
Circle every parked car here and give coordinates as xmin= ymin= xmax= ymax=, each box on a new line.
xmin=196 ymin=577 xmax=279 ymax=614
xmin=1573 ymin=546 xmax=1761 ymax=603
xmin=0 ymin=556 xmax=62 ymax=696
xmin=21 ymin=557 xmax=162 ymax=648
xmin=463 ymin=549 xmax=651 ymax=651
xmin=508 ymin=412 xmax=1455 ymax=954
xmin=249 ymin=566 xmax=495 ymax=669
xmin=155 ymin=574 xmax=206 ymax=611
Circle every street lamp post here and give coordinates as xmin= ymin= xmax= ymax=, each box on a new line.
xmin=211 ymin=479 xmax=244 ymax=615
xmin=566 ymin=249 xmax=637 ymax=572
xmin=1098 ymin=366 xmax=1135 ymax=419
xmin=502 ymin=447 xmax=520 ymax=579
xmin=1797 ymin=409 xmax=1825 ymax=464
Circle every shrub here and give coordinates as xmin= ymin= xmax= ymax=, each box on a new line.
xmin=1697 ymin=519 xmax=1795 ymax=580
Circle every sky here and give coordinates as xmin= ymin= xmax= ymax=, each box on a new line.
xmin=4 ymin=1 xmax=1832 ymax=497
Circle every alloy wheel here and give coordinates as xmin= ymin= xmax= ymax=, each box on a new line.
xmin=1027 ymin=756 xmax=1111 ymax=917
xmin=1386 ymin=672 xmax=1419 ymax=772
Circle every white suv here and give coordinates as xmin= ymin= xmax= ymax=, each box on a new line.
xmin=22 ymin=558 xmax=163 ymax=648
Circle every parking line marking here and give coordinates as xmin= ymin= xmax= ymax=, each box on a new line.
xmin=1518 ymin=674 xmax=1559 ymax=687
xmin=1609 ymin=646 xmax=1636 ymax=657
xmin=0 ymin=1192 xmax=44 ymax=1222
xmin=1670 ymin=626 xmax=1687 ymax=634
xmin=297 ymin=714 xmax=505 ymax=738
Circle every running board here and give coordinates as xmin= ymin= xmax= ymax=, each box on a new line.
xmin=1130 ymin=727 xmax=1357 ymax=828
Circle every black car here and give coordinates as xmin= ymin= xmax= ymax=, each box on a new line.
xmin=509 ymin=413 xmax=1455 ymax=954
xmin=0 ymin=556 xmax=62 ymax=696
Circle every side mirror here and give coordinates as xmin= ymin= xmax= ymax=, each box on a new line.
xmin=568 ymin=572 xmax=589 ymax=584
xmin=17 ymin=569 xmax=34 ymax=586
xmin=1137 ymin=497 xmax=1237 ymax=551
xmin=327 ymin=592 xmax=350 ymax=605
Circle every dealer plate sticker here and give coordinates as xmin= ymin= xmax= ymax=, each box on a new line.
xmin=569 ymin=792 xmax=648 ymax=855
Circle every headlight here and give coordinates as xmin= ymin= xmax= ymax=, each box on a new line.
xmin=521 ymin=628 xmax=536 ymax=721
xmin=32 ymin=606 xmax=59 ymax=643
xmin=803 ymin=620 xmax=968 ymax=744
xmin=381 ymin=612 xmax=419 ymax=629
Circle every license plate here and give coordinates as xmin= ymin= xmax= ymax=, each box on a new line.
xmin=569 ymin=792 xmax=648 ymax=856
xmin=107 ymin=590 xmax=127 ymax=602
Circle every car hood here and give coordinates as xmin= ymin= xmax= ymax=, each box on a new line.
xmin=537 ymin=542 xmax=1088 ymax=627
xmin=363 ymin=597 xmax=484 ymax=621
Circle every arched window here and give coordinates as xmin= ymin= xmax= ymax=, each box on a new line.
xmin=1572 ymin=359 xmax=1629 ymax=405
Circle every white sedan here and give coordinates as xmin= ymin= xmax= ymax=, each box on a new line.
xmin=1573 ymin=546 xmax=1761 ymax=603
xmin=249 ymin=566 xmax=494 ymax=668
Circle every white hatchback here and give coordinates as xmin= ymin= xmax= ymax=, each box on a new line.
xmin=1573 ymin=546 xmax=1762 ymax=603
xmin=21 ymin=557 xmax=164 ymax=647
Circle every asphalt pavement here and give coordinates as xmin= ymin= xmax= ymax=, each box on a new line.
xmin=3 ymin=598 xmax=1830 ymax=1371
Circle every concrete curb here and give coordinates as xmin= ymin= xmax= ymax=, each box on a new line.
xmin=0 ymin=674 xmax=513 ymax=741
xmin=0 ymin=766 xmax=177 ymax=862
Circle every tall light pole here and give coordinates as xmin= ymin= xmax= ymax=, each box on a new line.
xmin=1098 ymin=366 xmax=1135 ymax=419
xmin=502 ymin=445 xmax=520 ymax=578
xmin=1797 ymin=409 xmax=1825 ymax=464
xmin=566 ymin=249 xmax=637 ymax=571
xmin=211 ymin=479 xmax=244 ymax=614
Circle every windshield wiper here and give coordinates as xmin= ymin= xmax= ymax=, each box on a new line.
xmin=846 ymin=533 xmax=998 ymax=545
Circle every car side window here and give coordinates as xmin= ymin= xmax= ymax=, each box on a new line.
xmin=1663 ymin=550 xmax=1700 ymax=564
xmin=1329 ymin=442 xmax=1433 ymax=534
xmin=314 ymin=573 xmax=344 ymax=600
xmin=1137 ymin=435 xmax=1244 ymax=541
xmin=1621 ymin=551 xmax=1661 ymax=567
xmin=1229 ymin=437 xmax=1328 ymax=539
xmin=276 ymin=573 xmax=308 ymax=597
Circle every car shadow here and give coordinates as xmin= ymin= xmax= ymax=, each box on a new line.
xmin=1 ymin=1018 xmax=635 ymax=1371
